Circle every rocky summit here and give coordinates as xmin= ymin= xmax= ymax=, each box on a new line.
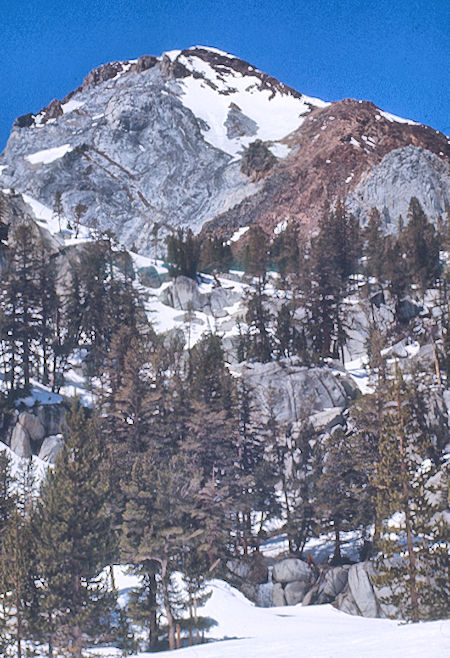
xmin=0 ymin=46 xmax=448 ymax=253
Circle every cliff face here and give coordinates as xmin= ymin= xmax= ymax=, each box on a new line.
xmin=202 ymin=99 xmax=449 ymax=238
xmin=1 ymin=47 xmax=448 ymax=252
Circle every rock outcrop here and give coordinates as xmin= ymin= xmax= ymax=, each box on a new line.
xmin=38 ymin=435 xmax=64 ymax=463
xmin=232 ymin=359 xmax=357 ymax=424
xmin=10 ymin=423 xmax=32 ymax=459
xmin=160 ymin=276 xmax=240 ymax=316
xmin=346 ymin=146 xmax=450 ymax=230
xmin=227 ymin=554 xmax=397 ymax=619
xmin=4 ymin=402 xmax=66 ymax=462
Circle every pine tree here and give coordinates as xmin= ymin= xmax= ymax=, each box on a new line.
xmin=166 ymin=228 xmax=200 ymax=280
xmin=0 ymin=223 xmax=42 ymax=391
xmin=402 ymin=197 xmax=441 ymax=294
xmin=316 ymin=427 xmax=368 ymax=563
xmin=363 ymin=208 xmax=386 ymax=281
xmin=74 ymin=235 xmax=142 ymax=380
xmin=274 ymin=303 xmax=294 ymax=358
xmin=101 ymin=327 xmax=169 ymax=547
xmin=124 ymin=568 xmax=159 ymax=651
xmin=243 ymin=225 xmax=269 ymax=282
xmin=52 ymin=192 xmax=63 ymax=233
xmin=185 ymin=335 xmax=236 ymax=486
xmin=34 ymin=400 xmax=115 ymax=656
xmin=346 ymin=394 xmax=382 ymax=552
xmin=373 ymin=366 xmax=449 ymax=621
xmin=180 ymin=552 xmax=212 ymax=646
xmin=199 ymin=236 xmax=232 ymax=274
xmin=0 ymin=460 xmax=38 ymax=658
xmin=121 ymin=452 xmax=203 ymax=651
xmin=35 ymin=249 xmax=58 ymax=386
xmin=0 ymin=450 xmax=14 ymax=539
xmin=73 ymin=203 xmax=87 ymax=238
xmin=245 ymin=281 xmax=273 ymax=363
xmin=302 ymin=233 xmax=347 ymax=361
xmin=383 ymin=234 xmax=411 ymax=303
xmin=0 ymin=451 xmax=14 ymax=653
xmin=270 ymin=223 xmax=302 ymax=279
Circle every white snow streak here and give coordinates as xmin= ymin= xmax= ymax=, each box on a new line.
xmin=62 ymin=99 xmax=85 ymax=114
xmin=379 ymin=110 xmax=418 ymax=126
xmin=25 ymin=143 xmax=73 ymax=165
xmin=228 ymin=226 xmax=250 ymax=243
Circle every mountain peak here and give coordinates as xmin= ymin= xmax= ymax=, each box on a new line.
xmin=1 ymin=47 xmax=448 ymax=254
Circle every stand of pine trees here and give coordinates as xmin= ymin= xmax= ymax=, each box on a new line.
xmin=0 ymin=197 xmax=448 ymax=653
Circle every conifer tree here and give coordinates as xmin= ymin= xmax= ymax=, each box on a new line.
xmin=0 ymin=451 xmax=14 ymax=540
xmin=374 ymin=366 xmax=449 ymax=621
xmin=34 ymin=400 xmax=115 ymax=656
xmin=74 ymin=235 xmax=141 ymax=379
xmin=270 ymin=223 xmax=302 ymax=279
xmin=363 ymin=208 xmax=386 ymax=281
xmin=121 ymin=452 xmax=203 ymax=651
xmin=243 ymin=225 xmax=269 ymax=282
xmin=166 ymin=228 xmax=200 ymax=280
xmin=0 ymin=223 xmax=42 ymax=391
xmin=181 ymin=560 xmax=212 ymax=646
xmin=402 ymin=197 xmax=440 ymax=294
xmin=274 ymin=303 xmax=294 ymax=358
xmin=232 ymin=382 xmax=279 ymax=554
xmin=35 ymin=249 xmax=58 ymax=386
xmin=383 ymin=235 xmax=411 ymax=303
xmin=316 ymin=427 xmax=368 ymax=563
xmin=73 ymin=203 xmax=87 ymax=238
xmin=199 ymin=236 xmax=232 ymax=273
xmin=302 ymin=232 xmax=347 ymax=360
xmin=245 ymin=283 xmax=273 ymax=362
xmin=52 ymin=192 xmax=63 ymax=233
xmin=0 ymin=462 xmax=39 ymax=658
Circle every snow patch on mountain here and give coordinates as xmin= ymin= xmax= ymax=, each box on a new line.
xmin=62 ymin=99 xmax=85 ymax=114
xmin=175 ymin=51 xmax=328 ymax=157
xmin=228 ymin=226 xmax=250 ymax=242
xmin=192 ymin=45 xmax=237 ymax=59
xmin=379 ymin=110 xmax=418 ymax=126
xmin=269 ymin=142 xmax=291 ymax=158
xmin=22 ymin=193 xmax=92 ymax=242
xmin=25 ymin=143 xmax=73 ymax=165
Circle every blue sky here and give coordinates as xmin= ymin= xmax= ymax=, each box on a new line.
xmin=1 ymin=0 xmax=449 ymax=151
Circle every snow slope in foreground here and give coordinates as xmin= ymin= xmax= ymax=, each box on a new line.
xmin=97 ymin=572 xmax=450 ymax=658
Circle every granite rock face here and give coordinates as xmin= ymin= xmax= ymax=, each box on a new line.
xmin=272 ymin=558 xmax=314 ymax=584
xmin=38 ymin=435 xmax=64 ymax=463
xmin=1 ymin=47 xmax=314 ymax=253
xmin=346 ymin=146 xmax=450 ymax=230
xmin=10 ymin=423 xmax=32 ymax=459
xmin=284 ymin=580 xmax=310 ymax=605
xmin=1 ymin=48 xmax=447 ymax=252
xmin=232 ymin=360 xmax=353 ymax=424
xmin=6 ymin=402 xmax=66 ymax=461
xmin=160 ymin=276 xmax=240 ymax=315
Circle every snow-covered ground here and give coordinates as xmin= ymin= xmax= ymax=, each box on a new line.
xmin=90 ymin=569 xmax=450 ymax=658
xmin=23 ymin=193 xmax=92 ymax=240
xmin=0 ymin=440 xmax=49 ymax=486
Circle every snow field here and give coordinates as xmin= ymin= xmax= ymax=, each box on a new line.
xmin=176 ymin=51 xmax=328 ymax=157
xmin=95 ymin=568 xmax=450 ymax=658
